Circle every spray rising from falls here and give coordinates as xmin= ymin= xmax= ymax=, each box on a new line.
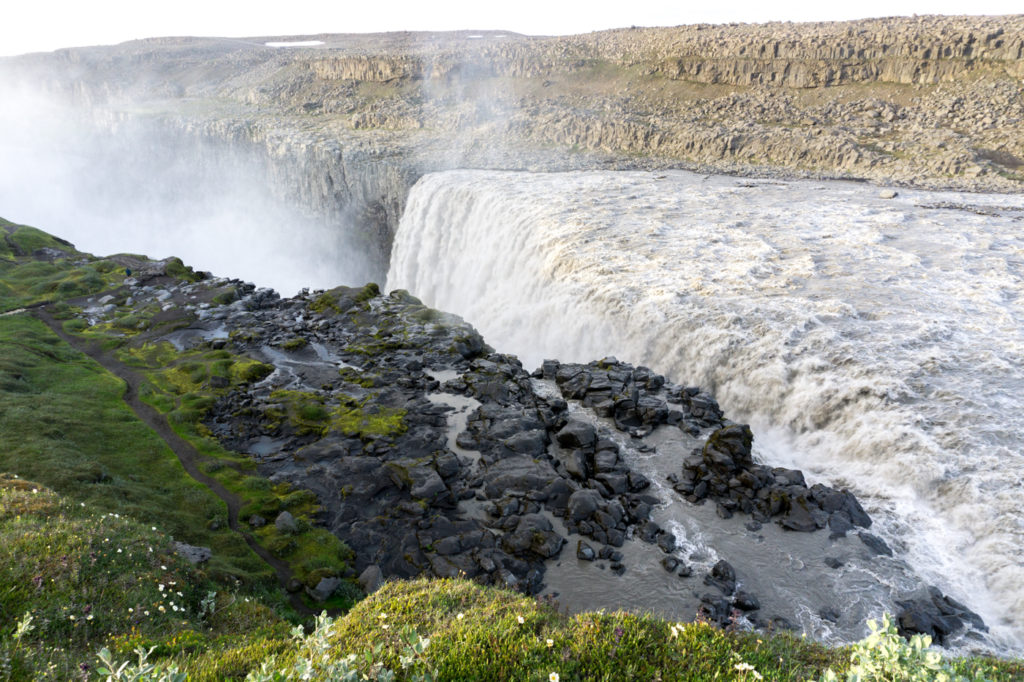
xmin=0 ymin=89 xmax=376 ymax=295
xmin=388 ymin=169 xmax=1024 ymax=653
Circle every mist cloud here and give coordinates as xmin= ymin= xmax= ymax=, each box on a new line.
xmin=0 ymin=76 xmax=375 ymax=296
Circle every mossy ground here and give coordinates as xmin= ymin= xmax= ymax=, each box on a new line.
xmin=115 ymin=343 xmax=357 ymax=598
xmin=262 ymin=388 xmax=407 ymax=440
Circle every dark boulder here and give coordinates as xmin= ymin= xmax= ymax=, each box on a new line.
xmin=500 ymin=514 xmax=565 ymax=559
xmin=733 ymin=591 xmax=760 ymax=612
xmin=896 ymin=586 xmax=987 ymax=644
xmin=702 ymin=424 xmax=755 ymax=474
xmin=858 ymin=532 xmax=894 ymax=557
xmin=567 ymin=489 xmax=603 ymax=522
xmin=777 ymin=495 xmax=821 ymax=532
xmin=704 ymin=559 xmax=737 ymax=594
xmin=556 ymin=420 xmax=598 ymax=450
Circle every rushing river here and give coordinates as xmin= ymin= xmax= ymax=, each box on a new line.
xmin=388 ymin=169 xmax=1024 ymax=654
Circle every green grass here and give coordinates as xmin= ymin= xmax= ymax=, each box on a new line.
xmin=0 ymin=315 xmax=272 ymax=587
xmin=0 ymin=477 xmax=290 ymax=680
xmin=114 ymin=343 xmax=355 ymax=595
xmin=0 ymin=219 xmax=130 ymax=312
xmin=328 ymin=578 xmax=839 ymax=681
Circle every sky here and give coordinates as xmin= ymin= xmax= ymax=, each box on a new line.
xmin=1 ymin=0 xmax=1021 ymax=57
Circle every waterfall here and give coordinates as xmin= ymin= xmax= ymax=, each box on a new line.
xmin=388 ymin=168 xmax=1024 ymax=654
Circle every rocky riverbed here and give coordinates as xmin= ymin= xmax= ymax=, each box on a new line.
xmin=60 ymin=253 xmax=988 ymax=647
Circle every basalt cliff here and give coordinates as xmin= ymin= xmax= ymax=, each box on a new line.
xmin=2 ymin=14 xmax=1023 ymax=274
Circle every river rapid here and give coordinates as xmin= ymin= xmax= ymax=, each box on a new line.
xmin=388 ymin=169 xmax=1024 ymax=655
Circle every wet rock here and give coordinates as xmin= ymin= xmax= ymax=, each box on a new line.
xmin=500 ymin=513 xmax=565 ymax=559
xmin=504 ymin=429 xmax=548 ymax=456
xmin=698 ymin=594 xmax=733 ymax=625
xmin=896 ymin=586 xmax=987 ymax=644
xmin=556 ymin=420 xmax=597 ymax=449
xmin=576 ymin=540 xmax=597 ymax=561
xmin=606 ymin=528 xmax=625 ymax=547
xmin=811 ymin=484 xmax=872 ymax=528
xmin=482 ymin=457 xmax=560 ymax=499
xmin=819 ymin=607 xmax=841 ymax=623
xmin=593 ymin=448 xmax=619 ymax=473
xmin=627 ymin=471 xmax=651 ymax=492
xmin=702 ymin=424 xmax=755 ymax=474
xmin=733 ymin=591 xmax=760 ymax=612
xmin=827 ymin=511 xmax=854 ymax=537
xmin=704 ymin=559 xmax=737 ymax=594
xmin=560 ymin=449 xmax=591 ymax=480
xmin=567 ymin=489 xmax=603 ymax=522
xmin=778 ymin=496 xmax=820 ymax=532
xmin=858 ymin=532 xmax=893 ymax=557
xmin=409 ymin=467 xmax=451 ymax=505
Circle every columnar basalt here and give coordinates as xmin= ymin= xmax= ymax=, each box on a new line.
xmin=3 ymin=15 xmax=1022 ymax=274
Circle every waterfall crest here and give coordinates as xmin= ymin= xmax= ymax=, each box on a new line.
xmin=388 ymin=169 xmax=1024 ymax=653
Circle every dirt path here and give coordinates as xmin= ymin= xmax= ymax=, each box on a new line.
xmin=34 ymin=307 xmax=315 ymax=616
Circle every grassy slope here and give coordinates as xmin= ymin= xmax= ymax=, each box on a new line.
xmin=1 ymin=219 xmax=358 ymax=599
xmin=0 ymin=477 xmax=290 ymax=680
xmin=0 ymin=314 xmax=271 ymax=585
xmin=1 ymin=220 xmax=1022 ymax=680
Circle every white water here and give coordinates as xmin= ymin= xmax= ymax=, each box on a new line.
xmin=388 ymin=169 xmax=1024 ymax=654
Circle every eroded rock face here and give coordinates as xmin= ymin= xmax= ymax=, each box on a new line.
xmin=187 ymin=283 xmax=706 ymax=596
xmin=4 ymin=16 xmax=1021 ymax=279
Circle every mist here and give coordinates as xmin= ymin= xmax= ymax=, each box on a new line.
xmin=0 ymin=78 xmax=377 ymax=297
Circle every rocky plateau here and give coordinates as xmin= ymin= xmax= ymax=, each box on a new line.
xmin=2 ymin=14 xmax=1023 ymax=275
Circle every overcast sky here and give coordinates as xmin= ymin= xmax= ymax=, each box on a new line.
xmin=1 ymin=1 xmax=1020 ymax=57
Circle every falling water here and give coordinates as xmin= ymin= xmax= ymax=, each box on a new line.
xmin=388 ymin=169 xmax=1024 ymax=654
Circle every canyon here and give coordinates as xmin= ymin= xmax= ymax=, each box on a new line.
xmin=2 ymin=14 xmax=1022 ymax=275
xmin=2 ymin=13 xmax=1023 ymax=657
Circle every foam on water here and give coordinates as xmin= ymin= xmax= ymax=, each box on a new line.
xmin=388 ymin=169 xmax=1024 ymax=654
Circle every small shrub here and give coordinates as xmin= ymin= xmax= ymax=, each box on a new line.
xmin=819 ymin=614 xmax=989 ymax=682
xmin=212 ymin=289 xmax=237 ymax=306
xmin=63 ymin=318 xmax=88 ymax=333
xmin=245 ymin=612 xmax=434 ymax=682
xmin=280 ymin=337 xmax=308 ymax=351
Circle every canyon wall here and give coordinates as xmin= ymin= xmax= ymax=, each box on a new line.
xmin=3 ymin=15 xmax=1023 ymax=270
